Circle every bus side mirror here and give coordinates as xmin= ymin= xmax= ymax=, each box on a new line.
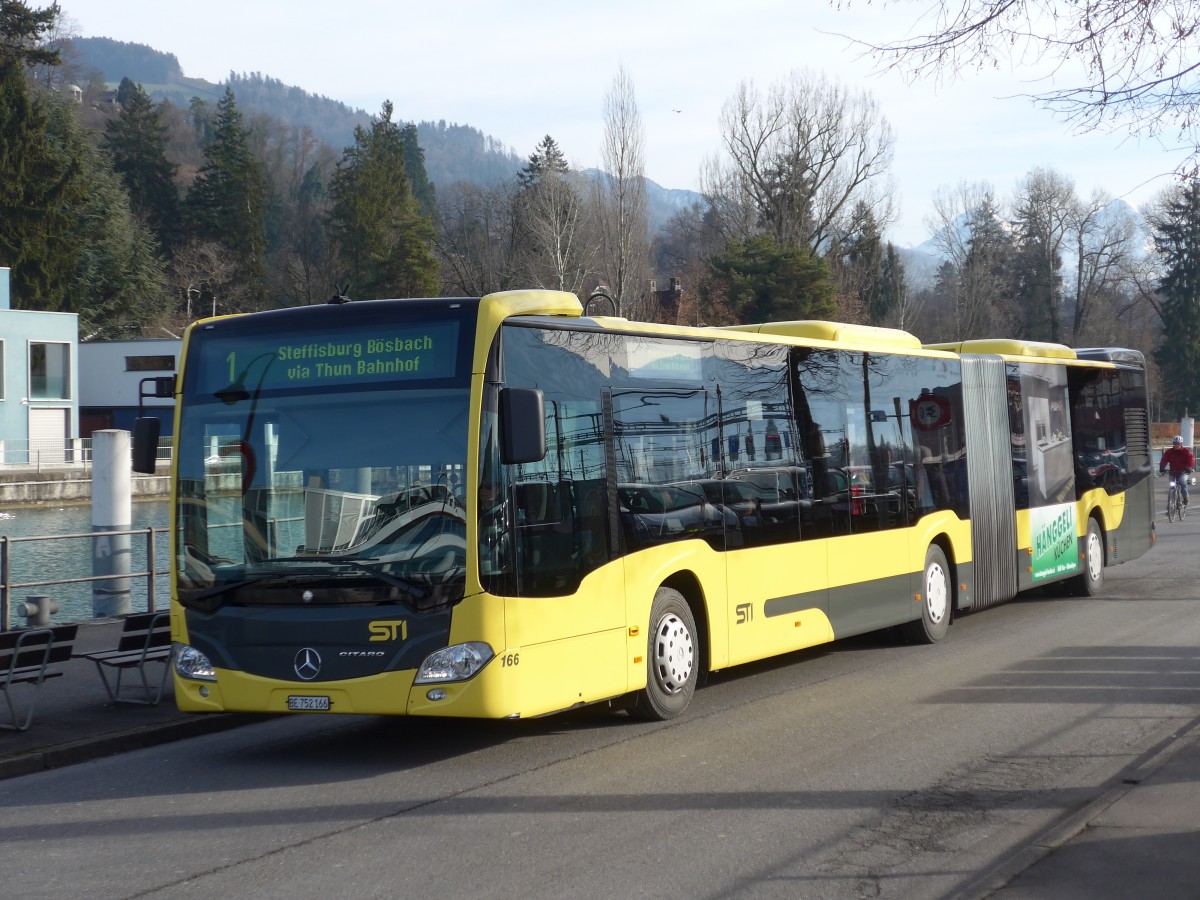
xmin=499 ymin=387 xmax=546 ymax=464
xmin=132 ymin=417 xmax=161 ymax=474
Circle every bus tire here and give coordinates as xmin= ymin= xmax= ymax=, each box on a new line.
xmin=631 ymin=587 xmax=698 ymax=720
xmin=902 ymin=545 xmax=952 ymax=644
xmin=1069 ymin=518 xmax=1104 ymax=597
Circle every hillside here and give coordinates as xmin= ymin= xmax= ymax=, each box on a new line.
xmin=69 ymin=35 xmax=702 ymax=228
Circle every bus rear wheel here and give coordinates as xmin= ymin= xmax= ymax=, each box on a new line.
xmin=902 ymin=545 xmax=952 ymax=644
xmin=631 ymin=587 xmax=698 ymax=720
xmin=1068 ymin=518 xmax=1104 ymax=597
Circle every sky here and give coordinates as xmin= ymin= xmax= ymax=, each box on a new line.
xmin=57 ymin=0 xmax=1188 ymax=248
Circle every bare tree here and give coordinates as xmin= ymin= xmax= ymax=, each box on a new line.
xmin=1012 ymin=167 xmax=1075 ymax=342
xmin=514 ymin=170 xmax=595 ymax=294
xmin=269 ymin=127 xmax=340 ymax=306
xmin=435 ymin=180 xmax=518 ymax=296
xmin=165 ymin=238 xmax=241 ymax=330
xmin=1066 ymin=190 xmax=1140 ymax=343
xmin=595 ymin=65 xmax=650 ymax=318
xmin=846 ymin=0 xmax=1200 ymax=169
xmin=704 ymin=70 xmax=895 ymax=252
xmin=889 ymin=259 xmax=925 ymax=332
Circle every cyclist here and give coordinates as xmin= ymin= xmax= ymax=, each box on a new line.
xmin=1159 ymin=435 xmax=1196 ymax=507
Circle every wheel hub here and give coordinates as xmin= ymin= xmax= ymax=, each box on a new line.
xmin=1087 ymin=532 xmax=1103 ymax=581
xmin=926 ymin=563 xmax=948 ymax=624
xmin=652 ymin=613 xmax=694 ymax=694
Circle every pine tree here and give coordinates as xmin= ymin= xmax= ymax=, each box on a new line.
xmin=838 ymin=205 xmax=885 ymax=323
xmin=959 ymin=198 xmax=1017 ymax=337
xmin=186 ymin=86 xmax=268 ymax=309
xmin=38 ymin=94 xmax=167 ymax=333
xmin=1152 ymin=180 xmax=1200 ymax=417
xmin=708 ymin=234 xmax=836 ymax=324
xmin=0 ymin=0 xmax=75 ymax=308
xmin=0 ymin=1 xmax=60 ymax=69
xmin=104 ymin=78 xmax=180 ymax=251
xmin=875 ymin=242 xmax=906 ymax=326
xmin=0 ymin=44 xmax=166 ymax=332
xmin=400 ymin=121 xmax=437 ymax=220
xmin=517 ymin=135 xmax=568 ymax=188
xmin=327 ymin=100 xmax=438 ymax=299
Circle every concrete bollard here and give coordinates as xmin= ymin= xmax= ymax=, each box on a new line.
xmin=92 ymin=430 xmax=133 ymax=617
xmin=16 ymin=595 xmax=58 ymax=628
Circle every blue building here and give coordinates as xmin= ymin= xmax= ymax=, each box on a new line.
xmin=0 ymin=268 xmax=80 ymax=464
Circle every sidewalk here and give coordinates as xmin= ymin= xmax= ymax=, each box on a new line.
xmin=0 ymin=617 xmax=261 ymax=780
xmin=957 ymin=716 xmax=1200 ymax=898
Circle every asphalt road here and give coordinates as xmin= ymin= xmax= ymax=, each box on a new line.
xmin=3 ymin=501 xmax=1197 ymax=900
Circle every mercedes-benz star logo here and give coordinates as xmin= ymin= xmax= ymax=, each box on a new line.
xmin=294 ymin=647 xmax=321 ymax=680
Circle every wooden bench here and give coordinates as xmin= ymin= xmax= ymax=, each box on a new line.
xmin=81 ymin=611 xmax=172 ymax=706
xmin=1 ymin=624 xmax=79 ymax=731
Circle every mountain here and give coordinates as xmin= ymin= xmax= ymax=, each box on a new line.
xmin=643 ymin=178 xmax=704 ymax=234
xmin=584 ymin=169 xmax=704 ymax=236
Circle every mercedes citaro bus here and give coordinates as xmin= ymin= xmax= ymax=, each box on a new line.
xmin=133 ymin=289 xmax=1154 ymax=721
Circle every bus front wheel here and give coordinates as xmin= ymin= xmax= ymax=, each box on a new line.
xmin=903 ymin=545 xmax=952 ymax=644
xmin=632 ymin=587 xmax=698 ymax=720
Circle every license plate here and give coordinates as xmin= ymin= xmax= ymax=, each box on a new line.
xmin=288 ymin=695 xmax=331 ymax=711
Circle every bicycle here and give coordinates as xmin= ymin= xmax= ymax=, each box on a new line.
xmin=1164 ymin=471 xmax=1194 ymax=522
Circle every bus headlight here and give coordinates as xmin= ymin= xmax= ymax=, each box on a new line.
xmin=414 ymin=642 xmax=494 ymax=684
xmin=174 ymin=642 xmax=217 ymax=682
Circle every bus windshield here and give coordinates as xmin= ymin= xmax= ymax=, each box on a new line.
xmin=172 ymin=305 xmax=473 ymax=612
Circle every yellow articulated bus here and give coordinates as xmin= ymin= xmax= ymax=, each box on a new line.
xmin=132 ymin=290 xmax=1154 ymax=721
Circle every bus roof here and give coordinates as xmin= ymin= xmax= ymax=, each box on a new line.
xmin=1074 ymin=347 xmax=1146 ymax=366
xmin=924 ymin=338 xmax=1077 ymax=360
xmin=721 ymin=320 xmax=923 ymax=349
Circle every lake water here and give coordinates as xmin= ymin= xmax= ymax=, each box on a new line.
xmin=0 ymin=499 xmax=171 ymax=624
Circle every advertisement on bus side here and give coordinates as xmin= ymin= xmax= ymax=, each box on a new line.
xmin=1030 ymin=502 xmax=1079 ymax=581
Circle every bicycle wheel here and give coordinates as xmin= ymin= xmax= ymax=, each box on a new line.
xmin=1168 ymin=489 xmax=1177 ymax=522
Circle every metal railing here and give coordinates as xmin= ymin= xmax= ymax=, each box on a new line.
xmin=0 ymin=436 xmax=174 ymax=470
xmin=0 ymin=437 xmax=92 ymax=471
xmin=0 ymin=528 xmax=167 ymax=630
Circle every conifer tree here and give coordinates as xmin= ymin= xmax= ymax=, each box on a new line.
xmin=400 ymin=121 xmax=437 ymax=220
xmin=327 ymin=100 xmax=438 ymax=298
xmin=1151 ymin=180 xmax=1200 ymax=417
xmin=0 ymin=0 xmax=75 ymax=307
xmin=517 ymin=135 xmax=568 ymax=188
xmin=875 ymin=243 xmax=906 ymax=326
xmin=0 ymin=19 xmax=166 ymax=333
xmin=708 ymin=233 xmax=836 ymax=324
xmin=186 ymin=86 xmax=268 ymax=309
xmin=29 ymin=92 xmax=167 ymax=333
xmin=104 ymin=78 xmax=180 ymax=251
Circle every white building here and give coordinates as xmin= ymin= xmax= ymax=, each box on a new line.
xmin=78 ymin=339 xmax=179 ymax=437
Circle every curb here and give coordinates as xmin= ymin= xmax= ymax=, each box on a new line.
xmin=0 ymin=713 xmax=271 ymax=781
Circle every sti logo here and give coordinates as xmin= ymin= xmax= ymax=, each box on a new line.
xmin=735 ymin=603 xmax=753 ymax=625
xmin=368 ymin=620 xmax=408 ymax=642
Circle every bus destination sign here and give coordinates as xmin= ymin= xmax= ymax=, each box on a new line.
xmin=201 ymin=321 xmax=459 ymax=393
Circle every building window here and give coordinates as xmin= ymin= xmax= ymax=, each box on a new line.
xmin=0 ymin=340 xmax=5 ymax=400
xmin=29 ymin=342 xmax=70 ymax=400
xmin=126 ymin=355 xmax=176 ymax=372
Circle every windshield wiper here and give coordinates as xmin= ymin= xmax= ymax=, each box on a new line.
xmin=183 ymin=575 xmax=274 ymax=611
xmin=269 ymin=555 xmax=433 ymax=599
